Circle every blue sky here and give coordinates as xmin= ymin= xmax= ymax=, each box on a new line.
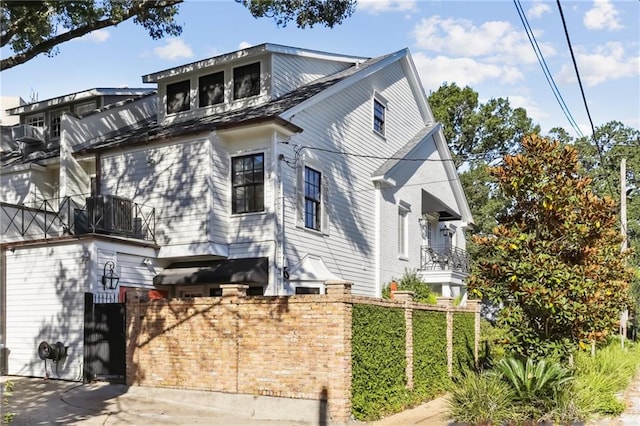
xmin=1 ymin=0 xmax=638 ymax=138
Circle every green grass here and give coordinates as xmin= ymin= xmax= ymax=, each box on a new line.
xmin=572 ymin=339 xmax=640 ymax=418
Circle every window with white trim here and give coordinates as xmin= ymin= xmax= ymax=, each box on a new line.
xmin=233 ymin=62 xmax=260 ymax=100
xmin=25 ymin=114 xmax=44 ymax=127
xmin=304 ymin=166 xmax=322 ymax=231
xmin=199 ymin=71 xmax=225 ymax=107
xmin=167 ymin=80 xmax=191 ymax=114
xmin=50 ymin=108 xmax=68 ymax=139
xmin=296 ymin=158 xmax=329 ymax=234
xmin=373 ymin=99 xmax=386 ymax=135
xmin=231 ymin=153 xmax=264 ymax=214
xmin=398 ymin=204 xmax=409 ymax=258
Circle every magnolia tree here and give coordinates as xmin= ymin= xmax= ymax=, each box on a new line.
xmin=468 ymin=134 xmax=633 ymax=359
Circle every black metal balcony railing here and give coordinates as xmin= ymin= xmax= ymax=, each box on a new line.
xmin=1 ymin=194 xmax=155 ymax=243
xmin=420 ymin=245 xmax=470 ymax=274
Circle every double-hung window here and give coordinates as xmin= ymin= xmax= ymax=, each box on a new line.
xmin=304 ymin=167 xmax=322 ymax=231
xmin=231 ymin=153 xmax=264 ymax=214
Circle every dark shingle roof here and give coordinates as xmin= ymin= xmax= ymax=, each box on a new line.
xmin=76 ymin=53 xmax=392 ymax=155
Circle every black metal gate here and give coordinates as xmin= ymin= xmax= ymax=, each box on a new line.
xmin=83 ymin=293 xmax=126 ymax=383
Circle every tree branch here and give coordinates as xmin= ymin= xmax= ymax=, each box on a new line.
xmin=1 ymin=0 xmax=182 ymax=71
xmin=1 ymin=4 xmax=50 ymax=48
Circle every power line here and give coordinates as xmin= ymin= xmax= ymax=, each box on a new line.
xmin=513 ymin=0 xmax=584 ymax=138
xmin=556 ymin=0 xmax=615 ymax=195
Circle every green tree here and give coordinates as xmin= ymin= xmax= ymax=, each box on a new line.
xmin=1 ymin=0 xmax=356 ymax=71
xmin=238 ymin=0 xmax=355 ymax=28
xmin=427 ymin=83 xmax=540 ymax=234
xmin=468 ymin=134 xmax=633 ymax=359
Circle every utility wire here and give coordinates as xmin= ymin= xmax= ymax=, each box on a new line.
xmin=556 ymin=0 xmax=615 ymax=195
xmin=513 ymin=0 xmax=584 ymax=137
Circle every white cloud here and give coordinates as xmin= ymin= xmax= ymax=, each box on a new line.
xmin=83 ymin=29 xmax=110 ymax=42
xmin=556 ymin=42 xmax=639 ymax=86
xmin=584 ymin=0 xmax=622 ymax=30
xmin=413 ymin=53 xmax=524 ymax=91
xmin=505 ymin=94 xmax=549 ymax=125
xmin=528 ymin=2 xmax=551 ymax=19
xmin=358 ymin=0 xmax=416 ymax=14
xmin=412 ymin=16 xmax=555 ymax=65
xmin=238 ymin=41 xmax=253 ymax=50
xmin=153 ymin=38 xmax=194 ymax=60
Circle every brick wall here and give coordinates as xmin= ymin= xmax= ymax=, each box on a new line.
xmin=126 ymin=282 xmax=479 ymax=423
xmin=126 ymin=282 xmax=352 ymax=422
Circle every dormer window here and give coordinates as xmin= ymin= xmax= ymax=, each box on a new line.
xmin=199 ymin=71 xmax=224 ymax=107
xmin=167 ymin=80 xmax=191 ymax=114
xmin=233 ymin=62 xmax=260 ymax=100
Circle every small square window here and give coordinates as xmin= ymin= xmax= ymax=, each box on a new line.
xmin=199 ymin=71 xmax=224 ymax=107
xmin=373 ymin=99 xmax=386 ymax=135
xmin=233 ymin=62 xmax=260 ymax=100
xmin=167 ymin=80 xmax=191 ymax=114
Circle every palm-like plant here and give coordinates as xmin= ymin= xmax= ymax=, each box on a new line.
xmin=493 ymin=357 xmax=574 ymax=418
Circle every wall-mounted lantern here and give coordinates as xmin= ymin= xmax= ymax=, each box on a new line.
xmin=441 ymin=225 xmax=455 ymax=238
xmin=101 ymin=261 xmax=119 ymax=290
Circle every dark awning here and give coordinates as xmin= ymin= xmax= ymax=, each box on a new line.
xmin=153 ymin=257 xmax=269 ymax=286
xmin=422 ymin=190 xmax=461 ymax=221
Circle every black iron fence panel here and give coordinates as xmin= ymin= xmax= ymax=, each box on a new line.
xmin=420 ymin=245 xmax=471 ymax=273
xmin=1 ymin=195 xmax=155 ymax=243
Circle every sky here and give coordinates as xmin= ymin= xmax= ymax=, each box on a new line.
xmin=1 ymin=0 xmax=638 ymax=138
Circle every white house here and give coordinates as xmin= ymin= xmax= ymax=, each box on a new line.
xmin=0 ymin=43 xmax=473 ymax=381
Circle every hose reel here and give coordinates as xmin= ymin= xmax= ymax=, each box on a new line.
xmin=38 ymin=341 xmax=67 ymax=362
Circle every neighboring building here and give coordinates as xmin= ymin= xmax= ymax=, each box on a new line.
xmin=0 ymin=44 xmax=473 ymax=381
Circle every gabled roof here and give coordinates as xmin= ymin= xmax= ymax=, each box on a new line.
xmin=371 ymin=123 xmax=440 ymax=180
xmin=370 ymin=124 xmax=474 ymax=225
xmin=76 ymin=53 xmax=392 ymax=155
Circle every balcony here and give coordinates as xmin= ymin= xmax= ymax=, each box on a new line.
xmin=1 ymin=195 xmax=155 ymax=243
xmin=420 ymin=245 xmax=470 ymax=274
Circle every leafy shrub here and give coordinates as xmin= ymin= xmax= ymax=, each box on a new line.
xmin=452 ymin=312 xmax=476 ymax=376
xmin=493 ymin=357 xmax=573 ymax=419
xmin=572 ymin=339 xmax=640 ymax=418
xmin=413 ymin=310 xmax=449 ymax=396
xmin=478 ymin=319 xmax=509 ymax=369
xmin=351 ymin=304 xmax=407 ymax=420
xmin=382 ymin=269 xmax=436 ymax=304
xmin=447 ymin=371 xmax=521 ymax=425
xmin=3 ymin=380 xmax=15 ymax=424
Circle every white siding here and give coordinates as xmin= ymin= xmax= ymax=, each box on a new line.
xmin=0 ymin=169 xmax=32 ymax=204
xmin=117 ymin=253 xmax=156 ymax=289
xmin=5 ymin=243 xmax=90 ymax=380
xmin=281 ymin=60 xmax=425 ymax=296
xmin=377 ymin=133 xmax=460 ymax=288
xmin=100 ymin=137 xmax=213 ymax=255
xmin=271 ymin=54 xmax=353 ymax=98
